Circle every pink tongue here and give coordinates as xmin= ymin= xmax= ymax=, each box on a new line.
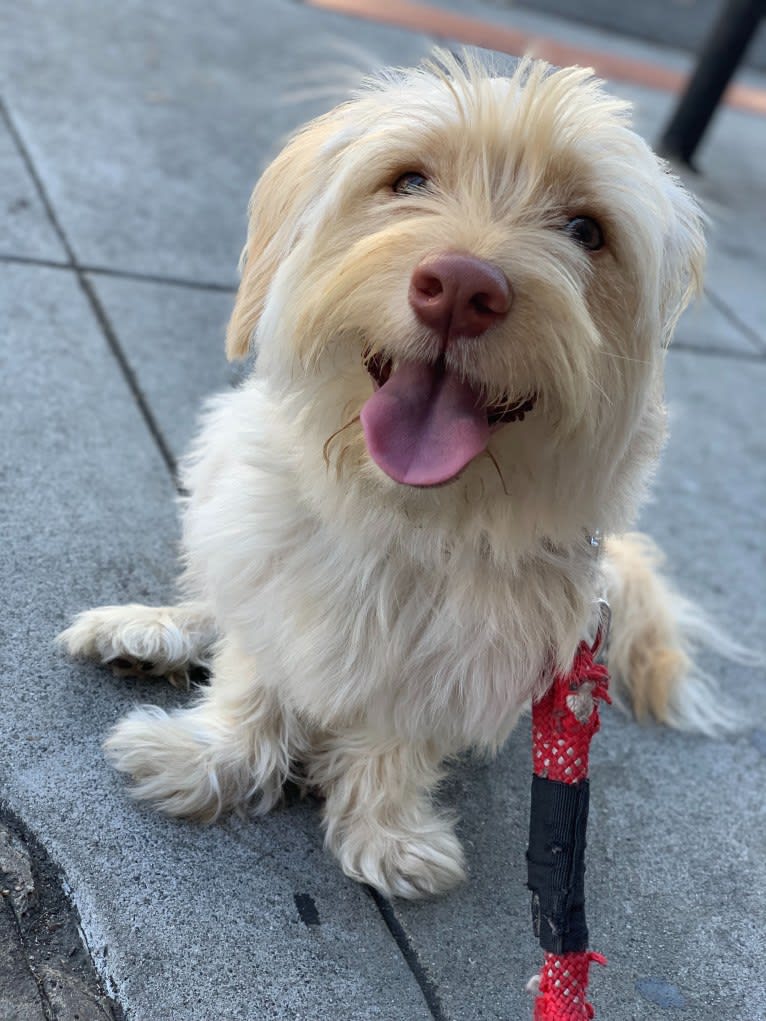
xmin=360 ymin=359 xmax=489 ymax=486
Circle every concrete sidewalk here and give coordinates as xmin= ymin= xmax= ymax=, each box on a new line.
xmin=1 ymin=2 xmax=764 ymax=1019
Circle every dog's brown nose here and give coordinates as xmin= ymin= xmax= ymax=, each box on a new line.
xmin=409 ymin=254 xmax=511 ymax=339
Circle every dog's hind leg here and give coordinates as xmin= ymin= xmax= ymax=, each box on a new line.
xmin=603 ymin=532 xmax=739 ymax=733
xmin=58 ymin=602 xmax=217 ymax=685
xmin=103 ymin=638 xmax=300 ymax=821
xmin=310 ymin=730 xmax=466 ymax=899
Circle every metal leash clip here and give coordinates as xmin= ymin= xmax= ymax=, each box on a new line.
xmin=591 ymin=598 xmax=611 ymax=663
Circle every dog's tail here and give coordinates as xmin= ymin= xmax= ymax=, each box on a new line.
xmin=602 ymin=532 xmax=755 ymax=734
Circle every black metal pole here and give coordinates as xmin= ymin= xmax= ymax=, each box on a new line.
xmin=658 ymin=0 xmax=764 ymax=166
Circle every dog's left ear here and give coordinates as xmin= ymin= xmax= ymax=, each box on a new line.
xmin=225 ymin=107 xmax=350 ymax=360
xmin=658 ymin=168 xmax=706 ymax=346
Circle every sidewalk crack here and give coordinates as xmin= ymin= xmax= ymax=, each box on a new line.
xmin=0 ymin=96 xmax=178 ymax=483
xmin=79 ymin=273 xmax=179 ymax=478
xmin=704 ymin=287 xmax=766 ymax=355
xmin=366 ymin=886 xmax=448 ymax=1021
xmin=671 ymin=339 xmax=766 ymax=362
xmin=0 ymin=98 xmax=75 ymax=262
xmin=0 ymin=253 xmax=237 ymax=294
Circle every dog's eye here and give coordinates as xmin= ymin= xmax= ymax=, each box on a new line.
xmin=565 ymin=216 xmax=604 ymax=251
xmin=392 ymin=172 xmax=429 ymax=195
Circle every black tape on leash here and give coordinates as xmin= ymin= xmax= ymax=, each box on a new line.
xmin=526 ymin=775 xmax=590 ymax=954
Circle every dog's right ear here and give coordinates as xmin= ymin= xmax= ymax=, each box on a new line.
xmin=225 ymin=108 xmax=349 ymax=360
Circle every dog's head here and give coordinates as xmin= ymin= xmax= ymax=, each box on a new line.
xmin=226 ymin=53 xmax=704 ymax=553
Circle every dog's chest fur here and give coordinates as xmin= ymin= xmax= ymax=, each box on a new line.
xmin=182 ymin=385 xmax=603 ymax=751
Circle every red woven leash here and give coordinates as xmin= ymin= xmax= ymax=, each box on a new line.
xmin=533 ymin=951 xmax=608 ymax=1021
xmin=528 ymin=638 xmax=611 ymax=1021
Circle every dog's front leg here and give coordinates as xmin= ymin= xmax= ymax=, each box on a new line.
xmin=309 ymin=730 xmax=465 ymax=899
xmin=103 ymin=637 xmax=301 ymax=821
xmin=58 ymin=601 xmax=217 ymax=685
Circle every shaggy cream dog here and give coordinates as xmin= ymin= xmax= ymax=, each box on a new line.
xmin=61 ymin=52 xmax=713 ymax=899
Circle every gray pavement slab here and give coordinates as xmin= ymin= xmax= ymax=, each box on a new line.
xmin=85 ymin=273 xmax=237 ymax=461
xmin=0 ymin=262 xmax=433 ymax=1021
xmin=642 ymin=349 xmax=766 ymax=658
xmin=669 ymin=290 xmax=761 ymax=355
xmin=687 ymin=105 xmax=766 ymax=353
xmin=0 ymin=0 xmax=428 ymax=285
xmin=0 ymin=112 xmax=67 ymax=263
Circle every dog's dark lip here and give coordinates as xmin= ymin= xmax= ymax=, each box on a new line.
xmin=362 ymin=347 xmax=536 ymax=425
xmin=364 ymin=350 xmax=392 ymax=389
xmin=487 ymin=395 xmax=536 ymax=426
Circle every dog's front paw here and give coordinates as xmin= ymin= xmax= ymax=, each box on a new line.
xmin=58 ymin=604 xmax=210 ymax=686
xmin=333 ymin=815 xmax=466 ymax=899
xmin=104 ymin=706 xmax=228 ymax=822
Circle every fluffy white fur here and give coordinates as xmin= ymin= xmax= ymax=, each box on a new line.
xmin=61 ymin=53 xmax=718 ymax=899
